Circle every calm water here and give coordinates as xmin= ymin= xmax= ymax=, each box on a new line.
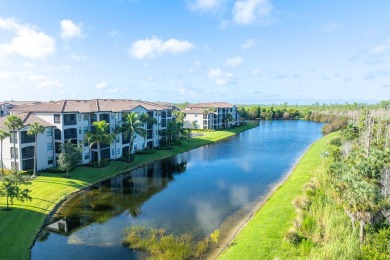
xmin=32 ymin=120 xmax=324 ymax=259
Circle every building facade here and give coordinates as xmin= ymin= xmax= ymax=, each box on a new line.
xmin=0 ymin=99 xmax=175 ymax=171
xmin=183 ymin=102 xmax=240 ymax=130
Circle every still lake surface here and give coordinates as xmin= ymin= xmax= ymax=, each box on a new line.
xmin=32 ymin=120 xmax=324 ymax=259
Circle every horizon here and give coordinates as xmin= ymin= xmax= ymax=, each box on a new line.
xmin=1 ymin=1 xmax=390 ymax=103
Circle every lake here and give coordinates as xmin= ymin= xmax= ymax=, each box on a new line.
xmin=32 ymin=120 xmax=324 ymax=259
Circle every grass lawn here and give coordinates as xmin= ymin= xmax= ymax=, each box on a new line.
xmin=218 ymin=132 xmax=337 ymax=260
xmin=0 ymin=123 xmax=256 ymax=260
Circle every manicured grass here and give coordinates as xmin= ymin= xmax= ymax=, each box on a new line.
xmin=218 ymin=132 xmax=337 ymax=260
xmin=0 ymin=123 xmax=256 ymax=260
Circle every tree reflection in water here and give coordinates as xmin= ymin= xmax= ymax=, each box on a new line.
xmin=45 ymin=154 xmax=188 ymax=236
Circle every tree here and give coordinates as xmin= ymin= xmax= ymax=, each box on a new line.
xmin=139 ymin=113 xmax=157 ymax=149
xmin=85 ymin=120 xmax=114 ymax=167
xmin=173 ymin=110 xmax=185 ymax=124
xmin=57 ymin=140 xmax=82 ymax=178
xmin=119 ymin=112 xmax=146 ymax=161
xmin=0 ymin=172 xmax=32 ymax=210
xmin=0 ymin=129 xmax=10 ymax=177
xmin=4 ymin=115 xmax=23 ymax=170
xmin=27 ymin=122 xmax=45 ymax=177
xmin=226 ymin=112 xmax=233 ymax=127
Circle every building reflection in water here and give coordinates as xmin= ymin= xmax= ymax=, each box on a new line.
xmin=45 ymin=154 xmax=188 ymax=237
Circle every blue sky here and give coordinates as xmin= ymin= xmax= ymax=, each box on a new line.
xmin=0 ymin=0 xmax=389 ymax=104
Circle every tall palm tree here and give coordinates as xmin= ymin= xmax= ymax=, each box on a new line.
xmin=85 ymin=120 xmax=114 ymax=167
xmin=120 ymin=112 xmax=146 ymax=161
xmin=139 ymin=113 xmax=157 ymax=149
xmin=27 ymin=122 xmax=45 ymax=177
xmin=4 ymin=115 xmax=24 ymax=171
xmin=0 ymin=129 xmax=10 ymax=177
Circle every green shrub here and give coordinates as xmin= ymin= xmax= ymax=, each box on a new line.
xmin=123 ymin=226 xmax=209 ymax=259
xmin=285 ymin=229 xmax=302 ymax=245
xmin=361 ymin=228 xmax=390 ymax=260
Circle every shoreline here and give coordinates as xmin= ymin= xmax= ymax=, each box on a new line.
xmin=205 ymin=136 xmax=323 ymax=259
xmin=25 ymin=123 xmax=258 ymax=259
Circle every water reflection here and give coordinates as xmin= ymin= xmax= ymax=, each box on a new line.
xmin=32 ymin=121 xmax=324 ymax=260
xmin=47 ymin=155 xmax=189 ymax=236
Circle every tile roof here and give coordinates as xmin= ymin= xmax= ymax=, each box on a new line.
xmin=183 ymin=107 xmax=205 ymax=114
xmin=185 ymin=102 xmax=235 ymax=109
xmin=11 ymin=99 xmax=174 ymax=113
xmin=0 ymin=112 xmax=54 ymax=129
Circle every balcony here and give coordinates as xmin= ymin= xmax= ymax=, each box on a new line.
xmin=63 ymin=114 xmax=77 ymax=126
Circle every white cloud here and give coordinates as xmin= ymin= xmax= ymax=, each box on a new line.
xmin=232 ymin=0 xmax=272 ymax=25
xmin=189 ymin=0 xmax=224 ymax=11
xmin=129 ymin=36 xmax=194 ymax=59
xmin=60 ymin=19 xmax=83 ymax=39
xmin=0 ymin=17 xmax=56 ymax=59
xmin=252 ymin=69 xmax=261 ymax=75
xmin=225 ymin=56 xmax=242 ymax=67
xmin=96 ymin=81 xmax=109 ymax=89
xmin=208 ymin=68 xmax=234 ymax=85
xmin=71 ymin=54 xmax=87 ymax=61
xmin=0 ymin=70 xmax=62 ymax=91
xmin=369 ymin=44 xmax=390 ymax=55
xmin=241 ymin=38 xmax=255 ymax=49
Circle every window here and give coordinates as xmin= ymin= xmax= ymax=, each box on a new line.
xmin=21 ymin=131 xmax=35 ymax=144
xmin=134 ymin=144 xmax=137 ymax=151
xmin=54 ymin=114 xmax=60 ymax=124
xmin=79 ymin=127 xmax=82 ymax=134
xmin=112 ymin=149 xmax=115 ymax=156
xmin=9 ymin=132 xmax=17 ymax=144
xmin=55 ymin=142 xmax=61 ymax=153
xmin=195 ymin=114 xmax=198 ymax=117
xmin=84 ymin=152 xmax=90 ymax=160
xmin=63 ymin=114 xmax=77 ymax=126
xmin=64 ymin=128 xmax=77 ymax=140
xmin=11 ymin=162 xmax=19 ymax=171
xmin=116 ymin=136 xmax=120 ymax=143
xmin=10 ymin=147 xmax=18 ymax=159
xmin=22 ymin=159 xmax=34 ymax=170
xmin=78 ymin=114 xmax=82 ymax=121
xmin=54 ymin=129 xmax=61 ymax=140
xmin=115 ymin=113 xmax=120 ymax=119
xmin=83 ymin=114 xmax=88 ymax=121
xmin=48 ymin=157 xmax=53 ymax=165
xmin=46 ymin=128 xmax=52 ymax=137
xmin=116 ymin=148 xmax=120 ymax=155
xmin=21 ymin=146 xmax=34 ymax=159
xmin=83 ymin=126 xmax=88 ymax=134
xmin=47 ymin=143 xmax=53 ymax=151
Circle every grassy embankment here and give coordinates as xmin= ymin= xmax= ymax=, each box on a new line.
xmin=219 ymin=132 xmax=337 ymax=260
xmin=0 ymin=123 xmax=256 ymax=260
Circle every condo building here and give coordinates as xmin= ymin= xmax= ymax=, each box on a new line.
xmin=0 ymin=99 xmax=175 ymax=171
xmin=183 ymin=102 xmax=240 ymax=130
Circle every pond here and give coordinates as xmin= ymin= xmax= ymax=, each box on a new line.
xmin=32 ymin=120 xmax=324 ymax=259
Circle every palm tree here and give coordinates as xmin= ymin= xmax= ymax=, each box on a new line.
xmin=226 ymin=112 xmax=233 ymax=127
xmin=85 ymin=120 xmax=114 ymax=167
xmin=0 ymin=129 xmax=10 ymax=177
xmin=27 ymin=123 xmax=45 ymax=177
xmin=139 ymin=113 xmax=157 ymax=150
xmin=4 ymin=115 xmax=24 ymax=171
xmin=120 ymin=112 xmax=146 ymax=161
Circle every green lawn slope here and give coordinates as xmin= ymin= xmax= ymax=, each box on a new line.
xmin=0 ymin=123 xmax=256 ymax=260
xmin=218 ymin=132 xmax=336 ymax=260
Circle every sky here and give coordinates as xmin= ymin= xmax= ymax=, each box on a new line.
xmin=0 ymin=0 xmax=389 ymax=104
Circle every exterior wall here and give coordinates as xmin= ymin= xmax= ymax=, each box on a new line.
xmin=0 ymin=105 xmax=175 ymax=171
xmin=0 ymin=131 xmax=16 ymax=171
xmin=183 ymin=113 xmax=203 ymax=129
xmin=183 ymin=105 xmax=240 ymax=130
